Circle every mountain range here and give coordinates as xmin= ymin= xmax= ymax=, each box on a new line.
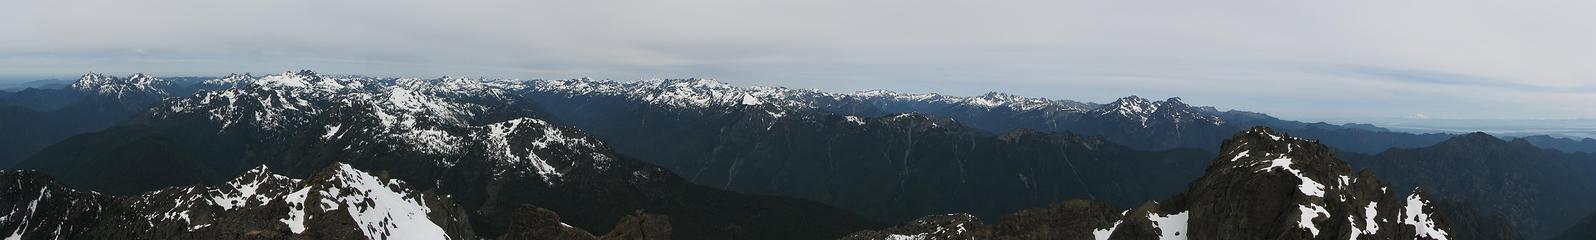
xmin=9 ymin=71 xmax=878 ymax=239
xmin=1 ymin=71 xmax=1591 ymax=239
xmin=523 ymin=78 xmax=1463 ymax=154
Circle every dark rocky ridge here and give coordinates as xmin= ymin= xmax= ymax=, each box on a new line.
xmin=1552 ymin=211 xmax=1596 ymax=240
xmin=1516 ymin=135 xmax=1596 ymax=154
xmin=500 ymin=205 xmax=672 ymax=240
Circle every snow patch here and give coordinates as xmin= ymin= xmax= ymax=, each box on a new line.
xmin=884 ymin=234 xmax=928 ymax=240
xmin=1403 ymin=193 xmax=1449 ymax=240
xmin=322 ymin=125 xmax=343 ymax=140
xmin=1297 ymin=203 xmax=1328 ymax=236
xmin=280 ymin=187 xmax=310 ymax=234
xmin=1258 ymin=155 xmax=1326 ymax=197
xmin=1350 ymin=201 xmax=1380 ymax=239
xmin=1148 ymin=211 xmax=1189 ymax=240
xmin=846 ymin=116 xmax=866 ymax=125
xmin=1093 ymin=220 xmax=1123 ymax=240
xmin=1228 ymin=150 xmax=1250 ymax=162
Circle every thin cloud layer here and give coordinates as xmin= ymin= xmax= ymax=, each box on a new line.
xmin=2 ymin=0 xmax=1593 ymax=120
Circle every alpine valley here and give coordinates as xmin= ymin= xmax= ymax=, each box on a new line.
xmin=0 ymin=71 xmax=1590 ymax=239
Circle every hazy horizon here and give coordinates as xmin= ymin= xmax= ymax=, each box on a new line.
xmin=5 ymin=71 xmax=1594 ymax=139
xmin=5 ymin=0 xmax=1595 ymax=123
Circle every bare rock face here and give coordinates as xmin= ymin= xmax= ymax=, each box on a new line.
xmin=600 ymin=210 xmax=672 ymax=240
xmin=840 ymin=213 xmax=990 ymax=240
xmin=848 ymin=127 xmax=1461 ymax=240
xmin=990 ymin=200 xmax=1122 ymax=240
xmin=501 ymin=205 xmax=672 ymax=240
xmin=501 ymin=204 xmax=598 ymax=240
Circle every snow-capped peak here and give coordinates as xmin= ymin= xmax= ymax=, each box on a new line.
xmin=1097 ymin=95 xmax=1158 ymax=116
xmin=962 ymin=91 xmax=1061 ymax=110
xmin=1087 ymin=95 xmax=1223 ymax=127
xmin=248 ymin=70 xmax=357 ymax=92
xmin=70 ymin=72 xmax=170 ymax=98
xmin=202 ymin=73 xmax=256 ymax=87
xmin=530 ymin=78 xmax=1097 ymax=113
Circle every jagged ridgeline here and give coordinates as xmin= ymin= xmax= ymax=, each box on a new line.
xmin=847 ymin=128 xmax=1460 ymax=240
xmin=522 ymin=78 xmax=1455 ymax=155
xmin=12 ymin=71 xmax=879 ymax=239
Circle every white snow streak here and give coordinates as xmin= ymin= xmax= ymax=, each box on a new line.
xmin=1404 ymin=193 xmax=1450 ymax=240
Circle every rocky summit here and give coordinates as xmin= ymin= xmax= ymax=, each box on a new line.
xmin=849 ymin=127 xmax=1458 ymax=240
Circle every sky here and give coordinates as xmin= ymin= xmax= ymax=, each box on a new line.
xmin=3 ymin=0 xmax=1595 ymax=123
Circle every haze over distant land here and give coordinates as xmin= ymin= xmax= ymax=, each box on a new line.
xmin=1332 ymin=118 xmax=1596 ymax=139
xmin=4 ymin=0 xmax=1594 ymax=123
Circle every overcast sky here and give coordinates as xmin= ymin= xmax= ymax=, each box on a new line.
xmin=3 ymin=0 xmax=1594 ymax=122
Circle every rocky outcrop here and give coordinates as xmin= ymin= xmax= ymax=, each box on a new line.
xmin=501 ymin=205 xmax=671 ymax=240
xmin=501 ymin=205 xmax=600 ymax=240
xmin=841 ymin=213 xmax=990 ymax=240
xmin=990 ymin=200 xmax=1123 ymax=239
xmin=601 ymin=210 xmax=672 ymax=240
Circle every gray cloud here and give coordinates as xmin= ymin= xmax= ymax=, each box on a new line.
xmin=2 ymin=0 xmax=1594 ymax=121
xmin=1314 ymin=65 xmax=1596 ymax=93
